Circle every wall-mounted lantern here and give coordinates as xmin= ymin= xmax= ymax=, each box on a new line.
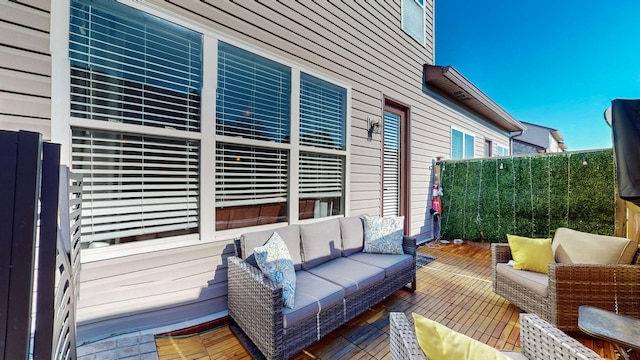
xmin=367 ymin=116 xmax=381 ymax=139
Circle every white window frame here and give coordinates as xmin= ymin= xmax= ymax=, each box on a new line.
xmin=51 ymin=0 xmax=352 ymax=261
xmin=497 ymin=145 xmax=509 ymax=157
xmin=451 ymin=127 xmax=476 ymax=160
xmin=401 ymin=0 xmax=426 ymax=46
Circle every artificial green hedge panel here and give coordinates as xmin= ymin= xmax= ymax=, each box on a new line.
xmin=440 ymin=150 xmax=615 ymax=243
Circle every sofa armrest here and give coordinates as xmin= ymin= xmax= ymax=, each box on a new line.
xmin=548 ymin=263 xmax=640 ymax=330
xmin=389 ymin=312 xmax=427 ymax=360
xmin=491 ymin=243 xmax=512 ymax=265
xmin=520 ymin=314 xmax=602 ymax=359
xmin=227 ymin=256 xmax=284 ymax=359
xmin=403 ymin=235 xmax=417 ymax=257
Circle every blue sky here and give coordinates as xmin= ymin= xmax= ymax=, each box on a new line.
xmin=435 ymin=1 xmax=640 ymax=151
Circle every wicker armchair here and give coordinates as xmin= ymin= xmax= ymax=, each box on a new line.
xmin=389 ymin=312 xmax=603 ymax=360
xmin=492 ymin=243 xmax=640 ymax=331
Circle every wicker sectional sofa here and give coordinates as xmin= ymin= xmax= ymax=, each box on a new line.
xmin=493 ymin=227 xmax=640 ymax=331
xmin=227 ymin=216 xmax=417 ymax=360
xmin=389 ymin=312 xmax=603 ymax=360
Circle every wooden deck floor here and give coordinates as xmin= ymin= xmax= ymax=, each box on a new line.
xmin=155 ymin=242 xmax=627 ymax=360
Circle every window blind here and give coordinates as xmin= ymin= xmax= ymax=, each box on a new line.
xmin=299 ymin=152 xmax=344 ymax=199
xmin=72 ymin=129 xmax=199 ymax=243
xmin=383 ymin=112 xmax=401 ymax=217
xmin=299 ymin=73 xmax=346 ymax=149
xmin=69 ymin=0 xmax=202 ymax=132
xmin=217 ymin=42 xmax=291 ymax=142
xmin=215 ymin=143 xmax=288 ymax=208
xmin=451 ymin=129 xmax=463 ymax=159
xmin=464 ymin=133 xmax=475 ymax=159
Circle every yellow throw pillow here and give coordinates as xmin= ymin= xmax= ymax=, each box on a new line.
xmin=412 ymin=313 xmax=509 ymax=360
xmin=507 ymin=234 xmax=555 ymax=274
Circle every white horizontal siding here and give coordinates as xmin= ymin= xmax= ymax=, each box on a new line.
xmin=0 ymin=0 xmax=514 ymax=342
xmin=0 ymin=1 xmax=52 ymax=132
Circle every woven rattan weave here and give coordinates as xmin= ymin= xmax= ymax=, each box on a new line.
xmin=492 ymin=243 xmax=640 ymax=331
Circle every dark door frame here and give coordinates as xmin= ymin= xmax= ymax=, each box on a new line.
xmin=382 ymin=97 xmax=411 ymax=235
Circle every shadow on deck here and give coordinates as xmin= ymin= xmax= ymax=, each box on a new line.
xmin=155 ymin=242 xmax=627 ymax=360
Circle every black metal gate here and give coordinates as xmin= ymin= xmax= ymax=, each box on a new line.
xmin=0 ymin=130 xmax=82 ymax=360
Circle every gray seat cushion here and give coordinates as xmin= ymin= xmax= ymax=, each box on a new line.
xmin=339 ymin=216 xmax=364 ymax=256
xmin=282 ymin=271 xmax=344 ymax=328
xmin=300 ymin=218 xmax=342 ymax=270
xmin=307 ymin=257 xmax=385 ymax=297
xmin=346 ymin=252 xmax=413 ymax=277
xmin=496 ymin=263 xmax=548 ymax=297
xmin=241 ymin=225 xmax=302 ymax=271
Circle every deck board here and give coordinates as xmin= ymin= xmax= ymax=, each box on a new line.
xmin=156 ymin=242 xmax=632 ymax=359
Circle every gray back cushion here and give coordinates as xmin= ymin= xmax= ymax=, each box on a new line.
xmin=300 ymin=218 xmax=342 ymax=270
xmin=241 ymin=225 xmax=302 ymax=271
xmin=340 ymin=216 xmax=364 ymax=256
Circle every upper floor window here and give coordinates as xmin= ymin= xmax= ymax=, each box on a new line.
xmin=401 ymin=0 xmax=425 ymax=45
xmin=451 ymin=128 xmax=475 ymax=159
xmin=497 ymin=145 xmax=510 ymax=156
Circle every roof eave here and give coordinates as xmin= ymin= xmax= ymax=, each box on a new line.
xmin=424 ymin=65 xmax=526 ymax=133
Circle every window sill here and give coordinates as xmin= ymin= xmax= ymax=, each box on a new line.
xmin=81 ymin=234 xmax=207 ymax=263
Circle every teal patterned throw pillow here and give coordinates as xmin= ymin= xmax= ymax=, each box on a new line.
xmin=254 ymin=232 xmax=297 ymax=308
xmin=362 ymin=215 xmax=404 ymax=255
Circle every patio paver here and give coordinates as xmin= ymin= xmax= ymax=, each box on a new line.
xmin=77 ymin=334 xmax=159 ymax=360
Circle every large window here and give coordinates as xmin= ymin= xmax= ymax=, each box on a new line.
xmin=298 ymin=73 xmax=346 ymax=220
xmin=69 ymin=0 xmax=202 ymax=247
xmin=68 ymin=0 xmax=349 ymax=246
xmin=497 ymin=145 xmax=509 ymax=156
xmin=451 ymin=128 xmax=475 ymax=159
xmin=215 ymin=44 xmax=347 ymax=229
xmin=215 ymin=43 xmax=291 ymax=230
xmin=401 ymin=0 xmax=425 ymax=45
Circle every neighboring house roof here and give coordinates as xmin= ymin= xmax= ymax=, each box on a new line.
xmin=520 ymin=121 xmax=567 ymax=150
xmin=423 ymin=65 xmax=526 ymax=133
xmin=517 ymin=121 xmax=568 ymax=151
xmin=512 ymin=138 xmax=546 ymax=152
